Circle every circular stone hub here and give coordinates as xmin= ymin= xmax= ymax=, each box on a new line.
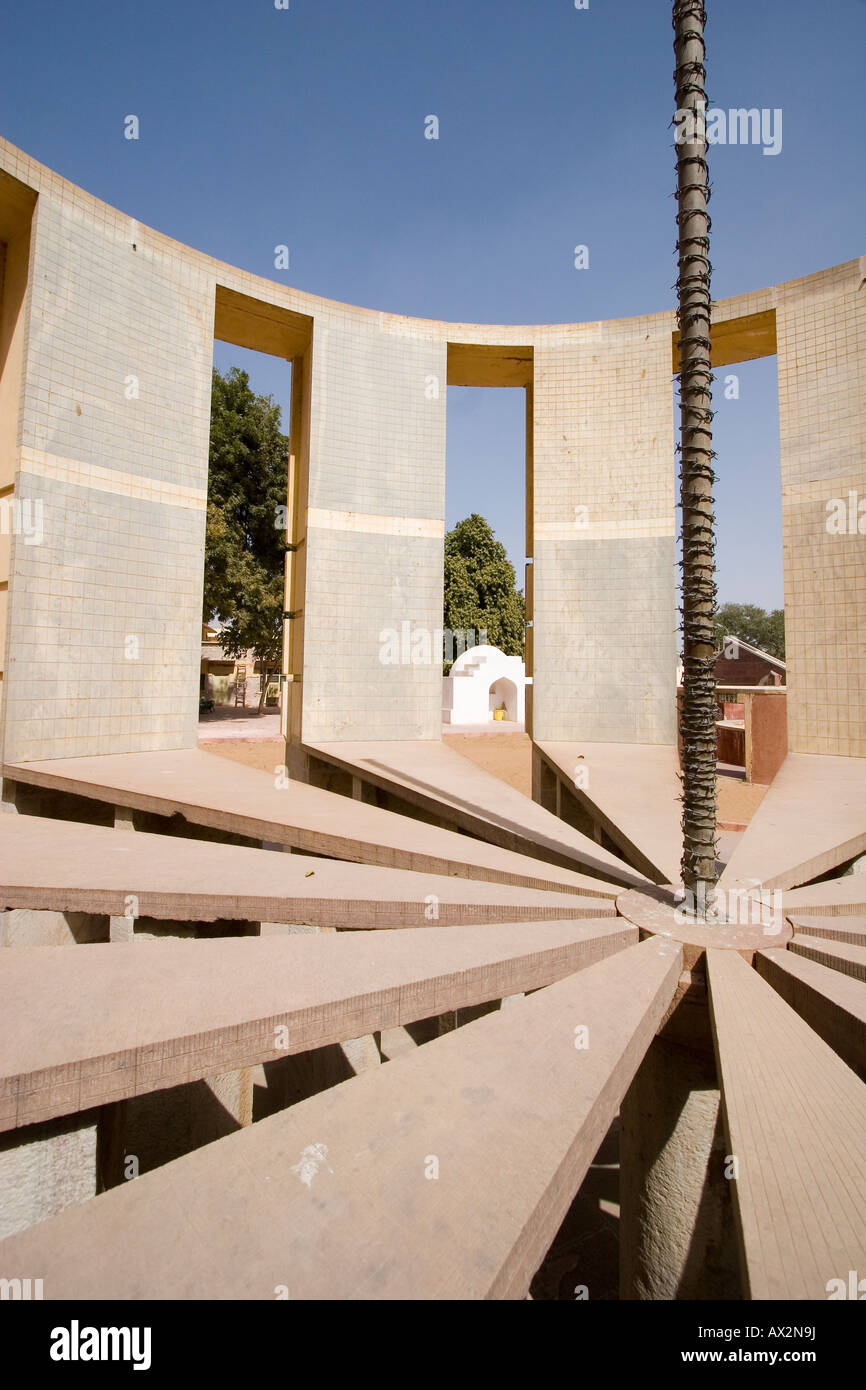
xmin=617 ymin=884 xmax=792 ymax=954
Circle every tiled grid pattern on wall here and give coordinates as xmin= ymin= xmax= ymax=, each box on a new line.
xmin=777 ymin=260 xmax=866 ymax=757
xmin=302 ymin=530 xmax=445 ymax=743
xmin=4 ymin=474 xmax=203 ymax=760
xmin=530 ymin=318 xmax=678 ymax=745
xmin=0 ymin=137 xmax=861 ymax=763
xmin=301 ymin=323 xmax=447 ymax=742
xmin=1 ymin=172 xmax=213 ymax=762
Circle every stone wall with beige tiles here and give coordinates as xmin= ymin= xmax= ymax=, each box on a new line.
xmin=776 ymin=258 xmax=866 ymax=757
xmin=0 ymin=167 xmax=213 ymax=762
xmin=0 ymin=137 xmax=861 ymax=764
xmin=301 ymin=320 xmax=447 ymax=743
xmin=530 ymin=314 xmax=678 ymax=744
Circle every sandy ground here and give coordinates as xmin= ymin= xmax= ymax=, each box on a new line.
xmin=716 ymin=774 xmax=768 ymax=827
xmin=200 ymin=738 xmax=286 ymax=774
xmin=198 ymin=708 xmax=281 ymax=741
xmin=443 ymin=731 xmax=534 ymax=796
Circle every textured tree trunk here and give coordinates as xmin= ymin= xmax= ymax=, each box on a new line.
xmin=673 ymin=0 xmax=718 ymax=909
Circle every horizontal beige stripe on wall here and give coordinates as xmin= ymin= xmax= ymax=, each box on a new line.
xmin=534 ymin=518 xmax=676 ymax=541
xmin=19 ymin=448 xmax=207 ymax=511
xmin=307 ymin=507 xmax=445 ymax=538
xmin=782 ymin=474 xmax=866 ymax=502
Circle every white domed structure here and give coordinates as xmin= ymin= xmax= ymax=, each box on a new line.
xmin=442 ymin=645 xmax=526 ymax=727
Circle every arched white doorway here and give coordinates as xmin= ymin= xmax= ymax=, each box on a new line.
xmin=489 ymin=676 xmax=519 ymax=722
xmin=442 ymin=645 xmax=526 ymax=727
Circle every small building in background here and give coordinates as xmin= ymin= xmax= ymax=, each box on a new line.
xmin=674 ymin=636 xmax=788 ymax=784
xmin=714 ymin=636 xmax=786 ymax=687
xmin=200 ymin=624 xmax=278 ymax=708
xmin=442 ymin=645 xmax=526 ymax=728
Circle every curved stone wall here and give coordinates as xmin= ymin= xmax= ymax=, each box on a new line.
xmin=0 ymin=138 xmax=862 ymax=763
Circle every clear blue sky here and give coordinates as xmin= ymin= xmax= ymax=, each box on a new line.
xmin=2 ymin=0 xmax=864 ymax=610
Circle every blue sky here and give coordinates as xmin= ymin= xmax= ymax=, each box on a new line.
xmin=2 ymin=0 xmax=864 ymax=609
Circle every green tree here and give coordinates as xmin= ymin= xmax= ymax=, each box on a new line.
xmin=713 ymin=603 xmax=785 ymax=661
xmin=204 ymin=366 xmax=288 ymax=711
xmin=443 ymin=514 xmax=525 ymax=671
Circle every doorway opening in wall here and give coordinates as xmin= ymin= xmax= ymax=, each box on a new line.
xmin=202 ymin=287 xmax=312 ymax=768
xmin=443 ymin=348 xmax=532 ymax=791
xmin=675 ymin=346 xmax=786 ymax=841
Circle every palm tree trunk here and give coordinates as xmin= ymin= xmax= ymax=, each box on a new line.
xmin=673 ymin=0 xmax=718 ymax=911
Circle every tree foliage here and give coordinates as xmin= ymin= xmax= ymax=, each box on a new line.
xmin=443 ymin=514 xmax=525 ymax=669
xmin=712 ymin=603 xmax=785 ymax=660
xmin=203 ymin=367 xmax=288 ymax=706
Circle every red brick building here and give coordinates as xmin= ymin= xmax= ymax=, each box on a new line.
xmin=714 ymin=636 xmax=786 ymax=687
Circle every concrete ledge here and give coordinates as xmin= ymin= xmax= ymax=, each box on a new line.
xmin=304 ymin=738 xmax=649 ymax=886
xmin=787 ymin=915 xmax=866 ymax=946
xmin=757 ymin=947 xmax=866 ymax=1082
xmin=0 ymin=813 xmax=614 ymax=929
xmin=782 ymin=877 xmax=866 ymax=919
xmin=0 ymin=919 xmax=636 ymax=1132
xmin=789 ymin=933 xmax=866 ymax=984
xmin=707 ymin=948 xmax=866 ymax=1299
xmin=719 ymin=754 xmax=866 ymax=892
xmin=0 ymin=936 xmax=681 ymax=1299
xmin=535 ymin=742 xmax=682 ymax=886
xmin=2 ymin=749 xmax=641 ymax=897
